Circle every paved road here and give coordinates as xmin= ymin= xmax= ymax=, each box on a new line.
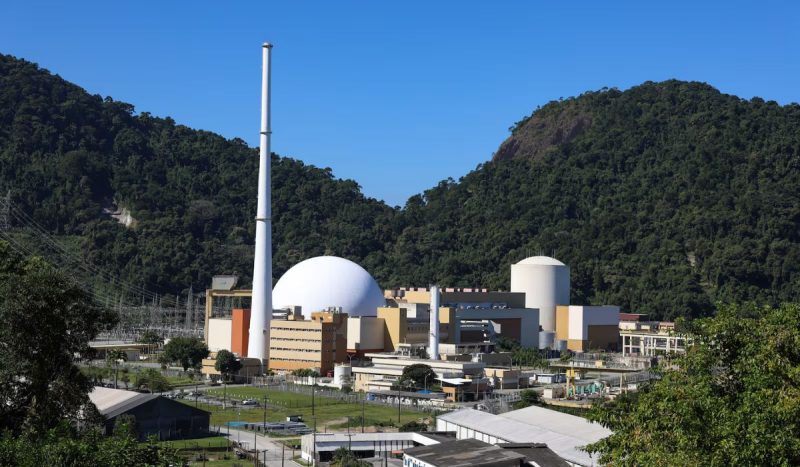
xmin=219 ymin=427 xmax=303 ymax=467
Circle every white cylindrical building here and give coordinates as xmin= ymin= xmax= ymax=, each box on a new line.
xmin=248 ymin=43 xmax=274 ymax=362
xmin=429 ymin=285 xmax=440 ymax=360
xmin=334 ymin=364 xmax=352 ymax=387
xmin=510 ymin=256 xmax=570 ymax=332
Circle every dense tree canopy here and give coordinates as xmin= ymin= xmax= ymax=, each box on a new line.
xmin=0 ymin=241 xmax=116 ymax=435
xmin=214 ymin=349 xmax=241 ymax=381
xmin=586 ymin=303 xmax=800 ymax=465
xmin=0 ymin=421 xmax=184 ymax=466
xmin=2 ymin=54 xmax=799 ymax=320
xmin=161 ymin=337 xmax=208 ymax=371
xmin=398 ymin=364 xmax=437 ymax=390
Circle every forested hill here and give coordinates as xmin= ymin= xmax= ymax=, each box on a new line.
xmin=383 ymin=81 xmax=800 ymax=319
xmin=2 ymin=53 xmax=799 ymax=320
xmin=0 ymin=54 xmax=397 ymax=295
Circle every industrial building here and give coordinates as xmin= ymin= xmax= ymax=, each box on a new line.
xmin=352 ymin=353 xmax=488 ymax=401
xmin=201 ymin=251 xmax=621 ymax=378
xmin=347 ymin=316 xmax=386 ymax=356
xmin=268 ymin=310 xmax=348 ymax=374
xmin=300 ymin=431 xmax=456 ymax=464
xmin=554 ymin=305 xmax=620 ymax=352
xmin=89 ymin=387 xmax=209 ymax=440
xmin=436 ymin=406 xmax=611 ymax=466
xmin=381 ymin=287 xmax=540 ymax=353
xmin=510 ymin=256 xmax=570 ymax=333
xmin=619 ymin=314 xmax=689 ymax=356
xmin=403 ymin=438 xmax=527 ymax=467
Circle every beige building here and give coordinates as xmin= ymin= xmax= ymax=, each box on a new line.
xmin=200 ymin=352 xmax=262 ymax=382
xmin=619 ymin=319 xmax=689 ymax=356
xmin=268 ymin=311 xmax=348 ymax=375
xmin=346 ymin=316 xmax=386 ymax=357
xmin=352 ymin=354 xmax=488 ymax=401
xmin=555 ymin=305 xmax=620 ymax=352
xmin=380 ymin=287 xmax=540 ymax=353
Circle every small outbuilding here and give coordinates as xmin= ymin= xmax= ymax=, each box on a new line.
xmin=89 ymin=387 xmax=210 ymax=440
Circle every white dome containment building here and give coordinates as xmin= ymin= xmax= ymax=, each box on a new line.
xmin=272 ymin=256 xmax=385 ymax=319
xmin=510 ymin=256 xmax=570 ymax=332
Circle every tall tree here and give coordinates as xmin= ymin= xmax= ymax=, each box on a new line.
xmin=105 ymin=349 xmax=128 ymax=390
xmin=586 ymin=303 xmax=800 ymax=466
xmin=214 ymin=349 xmax=241 ymax=382
xmin=0 ymin=241 xmax=117 ymax=435
xmin=398 ymin=364 xmax=437 ymax=390
xmin=161 ymin=337 xmax=208 ymax=372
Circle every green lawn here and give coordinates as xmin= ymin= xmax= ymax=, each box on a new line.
xmin=156 ymin=436 xmax=230 ymax=450
xmin=153 ymin=436 xmax=239 ymax=465
xmin=183 ymin=387 xmax=425 ymax=430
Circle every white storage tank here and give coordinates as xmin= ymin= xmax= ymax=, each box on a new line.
xmin=538 ymin=330 xmax=556 ymax=350
xmin=510 ymin=256 xmax=570 ymax=332
xmin=334 ymin=364 xmax=352 ymax=387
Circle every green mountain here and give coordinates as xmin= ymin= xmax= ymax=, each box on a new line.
xmin=0 ymin=54 xmax=396 ymax=297
xmin=384 ymin=82 xmax=800 ymax=319
xmin=2 ymin=53 xmax=799 ymax=320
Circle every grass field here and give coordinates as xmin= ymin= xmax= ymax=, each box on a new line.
xmin=182 ymin=387 xmax=426 ymax=430
xmin=155 ymin=436 xmax=241 ymax=465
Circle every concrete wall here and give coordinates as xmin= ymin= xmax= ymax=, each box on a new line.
xmin=207 ymin=318 xmax=232 ymax=352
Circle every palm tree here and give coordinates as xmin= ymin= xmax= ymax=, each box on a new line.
xmin=106 ymin=349 xmax=128 ymax=389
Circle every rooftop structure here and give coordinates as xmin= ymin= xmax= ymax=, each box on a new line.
xmin=619 ymin=318 xmax=689 ymax=356
xmin=300 ymin=431 xmax=455 ymax=464
xmin=89 ymin=387 xmax=209 ymax=440
xmin=403 ymin=438 xmax=526 ymax=467
xmin=436 ymin=406 xmax=611 ymax=466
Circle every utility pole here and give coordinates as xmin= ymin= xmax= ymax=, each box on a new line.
xmin=397 ymin=386 xmax=401 ymax=424
xmin=253 ymin=428 xmax=257 ymax=467
xmin=361 ymin=397 xmax=365 ymax=433
xmin=185 ymin=285 xmax=193 ymax=330
xmin=263 ymin=395 xmax=267 ymax=429
xmin=311 ymin=384 xmax=315 ymax=416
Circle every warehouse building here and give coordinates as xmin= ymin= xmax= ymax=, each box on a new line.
xmin=403 ymin=438 xmax=526 ymax=467
xmin=89 ymin=387 xmax=209 ymax=440
xmin=436 ymin=406 xmax=611 ymax=466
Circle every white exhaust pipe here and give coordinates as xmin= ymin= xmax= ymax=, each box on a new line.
xmin=248 ymin=43 xmax=274 ymax=362
xmin=429 ymin=285 xmax=440 ymax=360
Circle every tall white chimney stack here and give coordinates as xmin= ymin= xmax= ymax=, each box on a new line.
xmin=248 ymin=43 xmax=274 ymax=363
xmin=429 ymin=285 xmax=440 ymax=360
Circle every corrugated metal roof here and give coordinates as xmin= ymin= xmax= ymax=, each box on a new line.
xmin=88 ymin=387 xmax=159 ymax=419
xmin=437 ymin=407 xmax=610 ymax=466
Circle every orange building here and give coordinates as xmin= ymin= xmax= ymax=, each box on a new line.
xmin=231 ymin=308 xmax=251 ymax=357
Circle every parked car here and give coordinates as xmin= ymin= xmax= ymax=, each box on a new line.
xmin=241 ymin=399 xmax=258 ymax=406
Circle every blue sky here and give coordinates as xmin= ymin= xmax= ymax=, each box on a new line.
xmin=2 ymin=1 xmax=798 ymax=206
